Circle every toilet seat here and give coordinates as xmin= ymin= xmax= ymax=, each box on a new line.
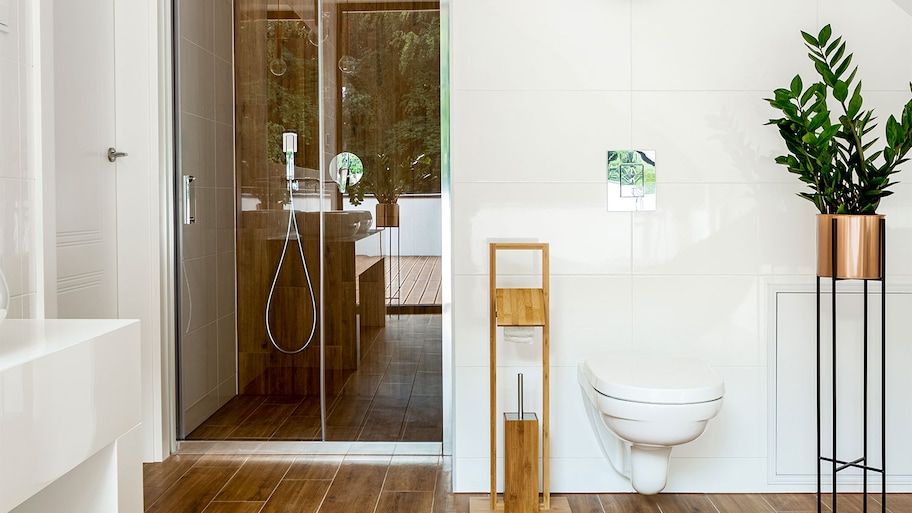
xmin=581 ymin=355 xmax=724 ymax=405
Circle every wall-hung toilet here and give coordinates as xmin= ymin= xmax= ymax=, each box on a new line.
xmin=578 ymin=354 xmax=724 ymax=495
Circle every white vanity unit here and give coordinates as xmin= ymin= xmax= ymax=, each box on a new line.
xmin=0 ymin=320 xmax=142 ymax=513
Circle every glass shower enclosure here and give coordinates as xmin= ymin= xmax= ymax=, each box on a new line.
xmin=175 ymin=0 xmax=442 ymax=444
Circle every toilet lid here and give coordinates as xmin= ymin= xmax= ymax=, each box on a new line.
xmin=582 ymin=355 xmax=724 ymax=404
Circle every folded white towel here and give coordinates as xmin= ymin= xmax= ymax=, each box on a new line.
xmin=504 ymin=326 xmax=534 ymax=344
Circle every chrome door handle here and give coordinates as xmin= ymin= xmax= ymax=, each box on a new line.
xmin=107 ymin=147 xmax=128 ymax=162
xmin=183 ymin=175 xmax=196 ymax=225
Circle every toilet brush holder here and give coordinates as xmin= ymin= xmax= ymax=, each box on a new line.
xmin=504 ymin=374 xmax=539 ymax=513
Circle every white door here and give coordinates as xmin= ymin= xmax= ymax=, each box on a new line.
xmin=53 ymin=0 xmax=118 ymax=318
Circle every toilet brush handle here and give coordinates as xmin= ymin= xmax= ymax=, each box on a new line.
xmin=517 ymin=373 xmax=523 ymax=418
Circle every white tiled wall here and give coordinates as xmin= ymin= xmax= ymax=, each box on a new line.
xmin=450 ymin=0 xmax=912 ymax=493
xmin=0 ymin=0 xmax=36 ymax=319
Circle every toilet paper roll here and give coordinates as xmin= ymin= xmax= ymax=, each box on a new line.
xmin=503 ymin=326 xmax=535 ymax=344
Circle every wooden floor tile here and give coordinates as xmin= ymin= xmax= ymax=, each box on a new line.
xmin=375 ymin=491 xmax=435 ymax=513
xmin=226 ymin=403 xmax=298 ymax=439
xmin=652 ymin=493 xmax=716 ymax=513
xmin=325 ymin=396 xmax=372 ymax=428
xmin=710 ymin=493 xmax=775 ymax=512
xmin=556 ymin=493 xmax=604 ymax=513
xmin=761 ymin=493 xmax=820 ymax=511
xmin=270 ymin=415 xmax=321 ymax=440
xmin=317 ymin=456 xmax=390 ymax=512
xmin=142 ymin=454 xmax=202 ymax=510
xmin=214 ymin=456 xmax=294 ymax=501
xmin=145 ymin=467 xmax=238 ymax=513
xmin=201 ymin=502 xmax=265 ymax=513
xmin=260 ymin=480 xmax=330 ymax=513
xmin=284 ymin=455 xmax=344 ymax=480
xmin=383 ymin=456 xmax=439 ymax=492
xmin=599 ymin=493 xmax=660 ymax=513
xmin=881 ymin=494 xmax=912 ymax=512
xmin=819 ymin=493 xmax=889 ymax=513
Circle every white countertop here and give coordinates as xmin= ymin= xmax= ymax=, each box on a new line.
xmin=0 ymin=319 xmax=136 ymax=373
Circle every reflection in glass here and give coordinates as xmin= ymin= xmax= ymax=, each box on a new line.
xmin=329 ymin=151 xmax=364 ymax=193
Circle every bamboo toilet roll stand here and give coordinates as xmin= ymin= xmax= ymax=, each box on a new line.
xmin=470 ymin=243 xmax=570 ymax=513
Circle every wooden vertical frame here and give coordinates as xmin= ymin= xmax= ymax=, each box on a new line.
xmin=487 ymin=242 xmax=551 ymax=511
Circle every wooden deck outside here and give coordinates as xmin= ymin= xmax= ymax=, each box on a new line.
xmin=386 ymin=255 xmax=441 ymax=306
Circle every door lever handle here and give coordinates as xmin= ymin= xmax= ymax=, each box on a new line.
xmin=107 ymin=147 xmax=128 ymax=162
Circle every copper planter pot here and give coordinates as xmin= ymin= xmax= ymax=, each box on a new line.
xmin=375 ymin=202 xmax=400 ymax=228
xmin=816 ymin=214 xmax=884 ymax=279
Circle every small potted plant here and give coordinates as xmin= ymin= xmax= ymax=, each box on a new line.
xmin=766 ymin=24 xmax=912 ymax=279
xmin=347 ymin=153 xmax=432 ymax=227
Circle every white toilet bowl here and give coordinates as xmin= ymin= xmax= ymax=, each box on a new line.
xmin=578 ymin=354 xmax=724 ymax=495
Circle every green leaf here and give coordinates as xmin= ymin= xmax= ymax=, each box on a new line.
xmin=847 ymin=92 xmax=863 ymax=119
xmin=815 ymin=60 xmax=836 ymax=86
xmin=818 ymin=24 xmax=832 ymax=46
xmin=833 ymin=81 xmax=849 ymax=102
xmin=790 ymin=75 xmax=803 ymax=97
xmin=808 ymin=111 xmax=829 ymax=131
xmin=886 ymin=115 xmax=901 ymax=148
xmin=828 ymin=41 xmax=846 ymax=67
xmin=834 ymin=55 xmax=854 ymax=79
xmin=801 ymin=30 xmax=819 ymax=46
xmin=825 ymin=36 xmax=843 ymax=56
xmin=800 ymin=85 xmax=817 ymax=106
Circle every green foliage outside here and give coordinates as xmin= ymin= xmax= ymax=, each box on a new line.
xmin=266 ymin=21 xmax=319 ymax=169
xmin=342 ymin=9 xmax=441 ymax=205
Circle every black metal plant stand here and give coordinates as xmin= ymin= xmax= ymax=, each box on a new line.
xmin=817 ymin=217 xmax=886 ymax=513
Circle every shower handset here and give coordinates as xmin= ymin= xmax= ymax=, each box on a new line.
xmin=283 ymin=132 xmax=297 ymax=181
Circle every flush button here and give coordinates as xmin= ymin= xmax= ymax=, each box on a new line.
xmin=0 ymin=0 xmax=9 ymax=33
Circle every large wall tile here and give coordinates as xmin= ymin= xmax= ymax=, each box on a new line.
xmin=452 ymin=0 xmax=631 ymax=92
xmin=632 ymin=92 xmax=790 ymax=184
xmin=0 ymin=0 xmax=18 ymax=61
xmin=0 ymin=59 xmax=20 ymax=179
xmin=453 ymin=91 xmax=632 ymax=183
xmin=631 ymin=183 xmax=765 ymax=274
xmin=674 ymin=365 xmax=766 ymax=459
xmin=179 ymin=39 xmax=216 ymax=120
xmin=181 ymin=112 xmax=217 ymax=186
xmin=179 ymin=0 xmax=214 ymax=52
xmin=451 ymin=182 xmax=633 ymax=276
xmin=820 ymin=0 xmax=912 ymax=91
xmin=631 ymin=0 xmax=816 ymax=91
xmin=213 ymin=0 xmax=233 ymax=62
xmin=629 ymin=275 xmax=763 ymax=366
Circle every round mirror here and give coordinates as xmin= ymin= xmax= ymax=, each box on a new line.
xmin=328 ymin=152 xmax=363 ymax=193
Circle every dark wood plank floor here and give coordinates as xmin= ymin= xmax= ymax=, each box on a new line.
xmin=186 ymin=314 xmax=442 ymax=442
xmin=144 ymin=454 xmax=910 ymax=513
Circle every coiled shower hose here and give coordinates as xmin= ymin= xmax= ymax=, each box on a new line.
xmin=264 ymin=142 xmax=317 ymax=354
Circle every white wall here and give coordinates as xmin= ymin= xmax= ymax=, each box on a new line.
xmin=0 ymin=0 xmax=38 ymax=319
xmin=346 ymin=196 xmax=443 ymax=256
xmin=449 ymin=0 xmax=912 ymax=493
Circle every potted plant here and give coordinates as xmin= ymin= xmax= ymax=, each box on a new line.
xmin=766 ymin=24 xmax=912 ymax=279
xmin=347 ymin=153 xmax=432 ymax=228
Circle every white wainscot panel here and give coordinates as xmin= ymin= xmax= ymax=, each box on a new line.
xmin=772 ymin=285 xmax=912 ymax=489
xmin=0 ymin=319 xmax=143 ymax=512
